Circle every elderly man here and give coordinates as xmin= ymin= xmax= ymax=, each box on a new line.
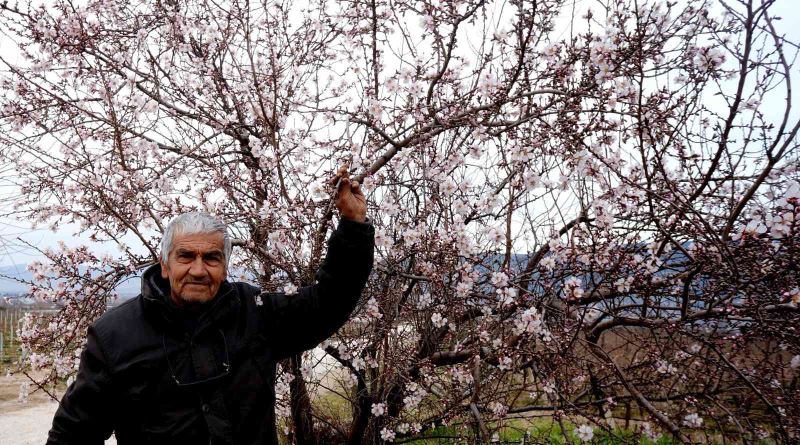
xmin=47 ymin=171 xmax=374 ymax=445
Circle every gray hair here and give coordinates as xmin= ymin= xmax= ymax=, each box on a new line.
xmin=160 ymin=212 xmax=232 ymax=265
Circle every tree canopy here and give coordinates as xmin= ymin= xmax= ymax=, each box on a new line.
xmin=1 ymin=0 xmax=798 ymax=443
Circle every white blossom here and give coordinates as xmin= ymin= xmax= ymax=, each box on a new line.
xmin=431 ymin=312 xmax=447 ymax=328
xmin=380 ymin=427 xmax=396 ymax=442
xmin=496 ymin=287 xmax=517 ymax=306
xmin=416 ymin=292 xmax=433 ymax=309
xmin=455 ymin=281 xmax=472 ymax=298
xmin=371 ymin=402 xmax=386 ymax=417
xmin=403 ymin=225 xmax=424 ymax=247
xmin=563 ymin=276 xmax=584 ymax=300
xmin=486 ymin=226 xmax=504 ymax=245
xmin=542 ymin=43 xmax=560 ymax=62
xmin=576 ymin=424 xmax=594 ymax=442
xmin=374 ymin=229 xmax=393 ymax=249
xmin=656 ymin=360 xmax=677 ymax=375
xmin=683 ymin=413 xmax=703 ymax=428
xmin=440 ymin=178 xmax=458 ymax=196
xmin=301 ymin=360 xmax=314 ymax=380
xmin=515 ymin=307 xmax=544 ymax=335
xmin=403 ymin=382 xmax=427 ymax=409
xmin=365 ymin=297 xmax=382 ymax=319
xmin=467 ymin=145 xmax=483 ymax=159
xmin=540 ymin=256 xmax=556 ymax=271
xmin=488 ymin=401 xmax=507 ymax=417
xmin=490 ymin=271 xmax=509 ymax=287
xmin=337 ymin=343 xmax=352 ymax=361
xmin=497 ymin=356 xmax=513 ymax=371
xmin=478 ymin=71 xmax=500 ymax=97
xmin=367 ymin=99 xmax=383 ymax=120
xmin=694 ymin=46 xmax=726 ymax=73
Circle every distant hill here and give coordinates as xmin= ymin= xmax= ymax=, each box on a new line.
xmin=0 ymin=264 xmax=142 ymax=298
xmin=0 ymin=264 xmax=32 ymax=295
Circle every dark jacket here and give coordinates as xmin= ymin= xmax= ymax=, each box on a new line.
xmin=47 ymin=219 xmax=374 ymax=445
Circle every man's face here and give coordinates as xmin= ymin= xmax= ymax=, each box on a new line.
xmin=160 ymin=232 xmax=227 ymax=307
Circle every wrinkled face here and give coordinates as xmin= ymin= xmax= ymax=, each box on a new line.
xmin=160 ymin=232 xmax=227 ymax=307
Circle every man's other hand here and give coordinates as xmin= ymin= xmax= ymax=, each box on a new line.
xmin=333 ymin=166 xmax=367 ymax=223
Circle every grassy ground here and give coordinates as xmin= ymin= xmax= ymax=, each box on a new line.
xmin=399 ymin=419 xmax=777 ymax=444
xmin=401 ymin=419 xmax=676 ymax=444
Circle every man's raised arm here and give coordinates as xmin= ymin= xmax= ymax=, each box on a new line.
xmin=262 ymin=168 xmax=374 ymax=359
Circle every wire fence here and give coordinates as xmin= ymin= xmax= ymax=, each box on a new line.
xmin=1 ymin=307 xmax=60 ymax=368
xmin=1 ymin=307 xmax=27 ymax=368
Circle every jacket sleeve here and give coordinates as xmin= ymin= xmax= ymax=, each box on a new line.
xmin=263 ymin=218 xmax=375 ymax=360
xmin=47 ymin=325 xmax=114 ymax=445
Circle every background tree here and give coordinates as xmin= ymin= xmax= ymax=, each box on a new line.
xmin=1 ymin=0 xmax=799 ymax=443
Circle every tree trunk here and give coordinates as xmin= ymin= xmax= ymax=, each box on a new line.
xmin=288 ymin=354 xmax=316 ymax=445
xmin=347 ymin=373 xmax=372 ymax=445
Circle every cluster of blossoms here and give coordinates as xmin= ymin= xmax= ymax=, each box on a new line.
xmin=591 ymin=199 xmax=615 ymax=230
xmin=402 ymin=382 xmax=427 ymax=410
xmin=371 ymin=402 xmax=386 ymax=417
xmin=451 ymin=365 xmax=474 ymax=385
xmin=589 ymin=37 xmax=618 ymax=83
xmin=430 ymin=312 xmax=447 ymax=328
xmin=563 ymin=276 xmax=584 ymax=300
xmin=575 ymin=424 xmax=594 ymax=442
xmin=692 ymin=46 xmax=726 ymax=75
xmin=655 ymin=360 xmax=677 ymax=375
xmin=541 ymin=381 xmax=557 ymax=395
xmin=380 ymin=427 xmax=395 ymax=442
xmin=513 ymin=307 xmax=545 ymax=336
xmin=416 ymin=292 xmax=433 ymax=309
xmin=683 ymin=413 xmax=704 ymax=428
xmin=364 ymin=297 xmax=382 ymax=320
xmin=735 ymin=182 xmax=800 ymax=241
xmin=374 ymin=228 xmax=394 ymax=250
xmin=402 ymin=224 xmax=426 ymax=247
xmin=488 ymin=401 xmax=507 ymax=417
xmin=274 ymin=372 xmax=294 ymax=419
xmin=497 ymin=356 xmax=513 ymax=371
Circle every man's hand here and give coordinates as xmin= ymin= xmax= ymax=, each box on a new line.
xmin=333 ymin=166 xmax=367 ymax=223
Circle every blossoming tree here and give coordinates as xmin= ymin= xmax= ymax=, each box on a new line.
xmin=1 ymin=0 xmax=799 ymax=443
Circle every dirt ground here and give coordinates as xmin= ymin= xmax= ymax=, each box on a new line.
xmin=0 ymin=372 xmax=117 ymax=445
